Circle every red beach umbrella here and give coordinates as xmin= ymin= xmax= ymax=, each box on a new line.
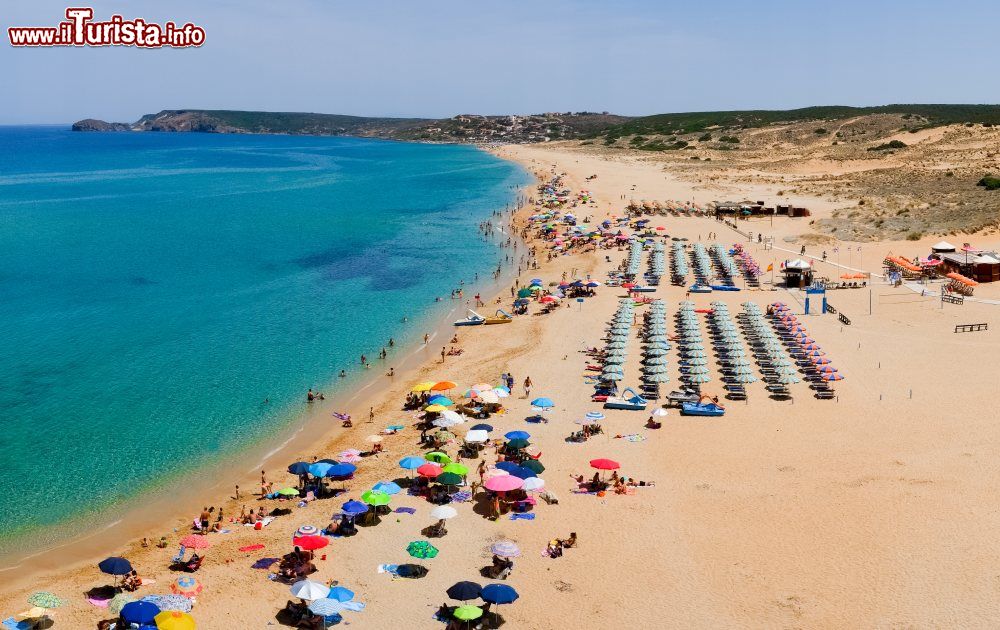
xmin=292 ymin=535 xmax=329 ymax=551
xmin=417 ymin=463 xmax=443 ymax=478
xmin=589 ymin=458 xmax=620 ymax=471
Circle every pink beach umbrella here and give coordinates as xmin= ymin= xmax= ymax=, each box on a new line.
xmin=484 ymin=475 xmax=524 ymax=492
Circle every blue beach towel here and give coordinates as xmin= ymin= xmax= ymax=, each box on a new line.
xmin=510 ymin=513 xmax=536 ymax=521
xmin=393 ymin=507 xmax=416 ymax=515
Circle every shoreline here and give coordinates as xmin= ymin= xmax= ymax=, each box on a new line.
xmin=0 ymin=153 xmax=537 ymax=590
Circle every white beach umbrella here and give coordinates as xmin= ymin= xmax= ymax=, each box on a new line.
xmin=430 ymin=506 xmax=458 ymax=520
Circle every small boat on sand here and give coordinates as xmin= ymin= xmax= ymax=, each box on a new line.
xmin=453 ymin=310 xmax=485 ymax=326
xmin=483 ymin=309 xmax=513 ymax=325
xmin=603 ymin=387 xmax=648 ymax=410
xmin=689 ymin=284 xmax=712 ymax=293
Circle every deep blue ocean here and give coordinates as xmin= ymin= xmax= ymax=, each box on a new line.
xmin=0 ymin=127 xmax=528 ymax=551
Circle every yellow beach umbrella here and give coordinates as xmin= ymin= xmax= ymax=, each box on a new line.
xmin=424 ymin=404 xmax=447 ymax=413
xmin=411 ymin=382 xmax=436 ymax=393
xmin=155 ymin=611 xmax=196 ymax=630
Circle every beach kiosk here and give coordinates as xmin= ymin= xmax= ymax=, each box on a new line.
xmin=782 ymin=259 xmax=813 ymax=289
xmin=931 ymin=240 xmax=957 ymax=254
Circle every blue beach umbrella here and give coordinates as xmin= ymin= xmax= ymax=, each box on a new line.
xmin=288 ymin=462 xmax=311 ymax=475
xmin=309 ymin=462 xmax=334 ymax=478
xmin=470 ymin=423 xmax=494 ymax=432
xmin=495 ymin=461 xmax=521 ymax=474
xmin=504 ymin=430 xmax=530 ymax=441
xmin=327 ymin=586 xmax=355 ymax=603
xmin=372 ymin=481 xmax=401 ymax=495
xmin=585 ymin=411 xmax=606 ymax=421
xmin=328 ymin=463 xmax=357 ymax=478
xmin=98 ymin=556 xmax=132 ymax=576
xmin=399 ymin=456 xmax=425 ymax=470
xmin=481 ymin=583 xmax=519 ymax=604
xmin=427 ymin=395 xmax=454 ymax=406
xmin=386 ymin=424 xmax=405 ymax=432
xmin=447 ymin=581 xmax=483 ymax=601
xmin=341 ymin=500 xmax=369 ymax=516
xmin=530 ymin=397 xmax=554 ymax=409
xmin=121 ymin=601 xmax=160 ymax=625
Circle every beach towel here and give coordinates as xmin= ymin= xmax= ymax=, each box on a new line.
xmin=450 ymin=491 xmax=472 ymax=503
xmin=393 ymin=507 xmax=416 ymax=515
xmin=510 ymin=513 xmax=536 ymax=521
xmin=2 ymin=618 xmax=30 ymax=630
xmin=87 ymin=597 xmax=111 ymax=608
xmin=251 ymin=557 xmax=278 ymax=570
xmin=239 ymin=544 xmax=266 ymax=552
xmin=621 ymin=433 xmax=646 ymax=443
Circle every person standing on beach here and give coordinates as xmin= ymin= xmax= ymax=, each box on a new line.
xmin=524 ymin=376 xmax=532 ymax=399
xmin=441 ymin=347 xmax=446 ymax=363
xmin=424 ymin=333 xmax=429 ymax=344
xmin=260 ymin=471 xmax=268 ymax=497
xmin=368 ymin=407 xmax=375 ymax=423
xmin=478 ymin=459 xmax=486 ymax=484
xmin=200 ymin=507 xmax=211 ymax=534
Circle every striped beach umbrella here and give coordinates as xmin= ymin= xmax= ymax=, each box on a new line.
xmin=171 ymin=576 xmax=203 ymax=598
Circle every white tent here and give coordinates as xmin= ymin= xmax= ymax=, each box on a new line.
xmin=931 ymin=240 xmax=957 ymax=253
xmin=785 ymin=258 xmax=812 ymax=269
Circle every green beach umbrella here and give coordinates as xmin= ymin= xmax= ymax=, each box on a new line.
xmin=277 ymin=487 xmax=299 ymax=496
xmin=407 ymin=540 xmax=439 ymax=559
xmin=435 ymin=472 xmax=463 ymax=486
xmin=505 ymin=438 xmax=530 ymax=450
xmin=521 ymin=459 xmax=545 ymax=474
xmin=424 ymin=451 xmax=452 ymax=464
xmin=27 ymin=592 xmax=63 ymax=609
xmin=454 ymin=605 xmax=483 ymax=621
xmin=517 ymin=288 xmax=533 ymax=298
xmin=361 ymin=490 xmax=391 ymax=506
xmin=108 ymin=593 xmax=136 ymax=615
xmin=442 ymin=463 xmax=468 ymax=476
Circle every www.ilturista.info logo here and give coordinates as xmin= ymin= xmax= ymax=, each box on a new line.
xmin=8 ymin=7 xmax=205 ymax=48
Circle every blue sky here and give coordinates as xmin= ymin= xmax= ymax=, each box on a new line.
xmin=3 ymin=0 xmax=999 ymax=123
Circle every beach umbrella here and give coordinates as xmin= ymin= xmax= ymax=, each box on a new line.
xmin=443 ymin=462 xmax=469 ymax=476
xmin=277 ymin=487 xmax=300 ymax=497
xmin=505 ymin=438 xmax=530 ymax=450
xmin=484 ymin=475 xmax=524 ymax=492
xmin=109 ymin=593 xmax=137 ymax=614
xmin=121 ymin=601 xmax=160 ymax=625
xmin=823 ymin=373 xmax=845 ymax=381
xmin=481 ymin=583 xmax=519 ymax=605
xmin=424 ymin=404 xmax=447 ymax=413
xmin=178 ymin=535 xmax=210 ymax=550
xmin=465 ymin=429 xmax=489 ymax=443
xmin=686 ymin=373 xmax=711 ymax=384
xmin=490 ymin=541 xmax=521 ymax=558
xmin=430 ymin=505 xmax=458 ymax=520
xmin=427 ymin=395 xmax=454 ymax=406
xmin=447 ymin=581 xmax=483 ymax=601
xmin=170 ymin=577 xmax=203 ymax=598
xmin=482 ymin=468 xmax=509 ymax=481
xmin=424 ymin=451 xmax=452 ymax=464
xmin=140 ymin=595 xmax=191 ymax=614
xmin=341 ymin=500 xmax=369 ymax=516
xmin=435 ymin=430 xmax=456 ymax=442
xmin=530 ymin=397 xmax=554 ymax=409
xmin=436 ymin=472 xmax=464 ymax=486
xmin=288 ymin=462 xmax=311 ymax=475
xmin=585 ymin=411 xmax=605 ymax=421
xmin=372 ymin=481 xmax=402 ymax=495
xmin=399 ymin=456 xmax=426 ymax=470
xmin=517 ymin=288 xmax=533 ymax=298
xmin=522 ymin=477 xmax=546 ymax=491
xmin=644 ymin=372 xmax=670 ymax=383
xmin=495 ymin=461 xmax=522 ymax=473
xmin=308 ymin=462 xmax=334 ymax=478
xmin=153 ymin=611 xmax=196 ymax=630
xmin=776 ymin=373 xmax=800 ymax=385
xmin=441 ymin=410 xmax=464 ymax=423
xmin=411 ymin=382 xmax=436 ymax=393
xmin=493 ymin=386 xmax=511 ymax=398
xmin=431 ymin=381 xmax=457 ymax=391
xmin=327 ymin=586 xmax=356 ymax=603
xmin=361 ymin=490 xmax=391 ymax=506
xmin=471 ymin=423 xmax=494 ymax=432
xmin=26 ymin=592 xmax=63 ymax=609
xmin=521 ymin=459 xmax=545 ymax=475
xmin=406 ymin=540 xmax=439 ymax=559
xmin=308 ymin=598 xmax=345 ymax=617
xmin=293 ymin=536 xmax=329 ymax=551
xmin=296 ymin=525 xmax=319 ymax=537
xmin=99 ymin=556 xmax=132 ymax=576
xmin=290 ymin=580 xmax=330 ymax=600
xmin=417 ymin=463 xmax=444 ymax=478
xmin=590 ymin=458 xmax=620 ymax=470
xmin=454 ymin=605 xmax=483 ymax=622
xmin=385 ymin=425 xmax=406 ymax=432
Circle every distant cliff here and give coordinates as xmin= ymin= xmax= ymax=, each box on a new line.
xmin=71 ymin=109 xmax=630 ymax=143
xmin=72 ymin=118 xmax=131 ymax=132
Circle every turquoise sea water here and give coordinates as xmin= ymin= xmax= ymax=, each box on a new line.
xmin=0 ymin=127 xmax=528 ymax=551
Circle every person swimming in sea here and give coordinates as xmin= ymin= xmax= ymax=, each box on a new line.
xmin=339 ymin=370 xmax=346 ymax=378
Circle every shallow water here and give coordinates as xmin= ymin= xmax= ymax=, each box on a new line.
xmin=0 ymin=127 xmax=529 ymax=553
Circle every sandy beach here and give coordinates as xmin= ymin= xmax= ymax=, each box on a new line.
xmin=5 ymin=142 xmax=1000 ymax=630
